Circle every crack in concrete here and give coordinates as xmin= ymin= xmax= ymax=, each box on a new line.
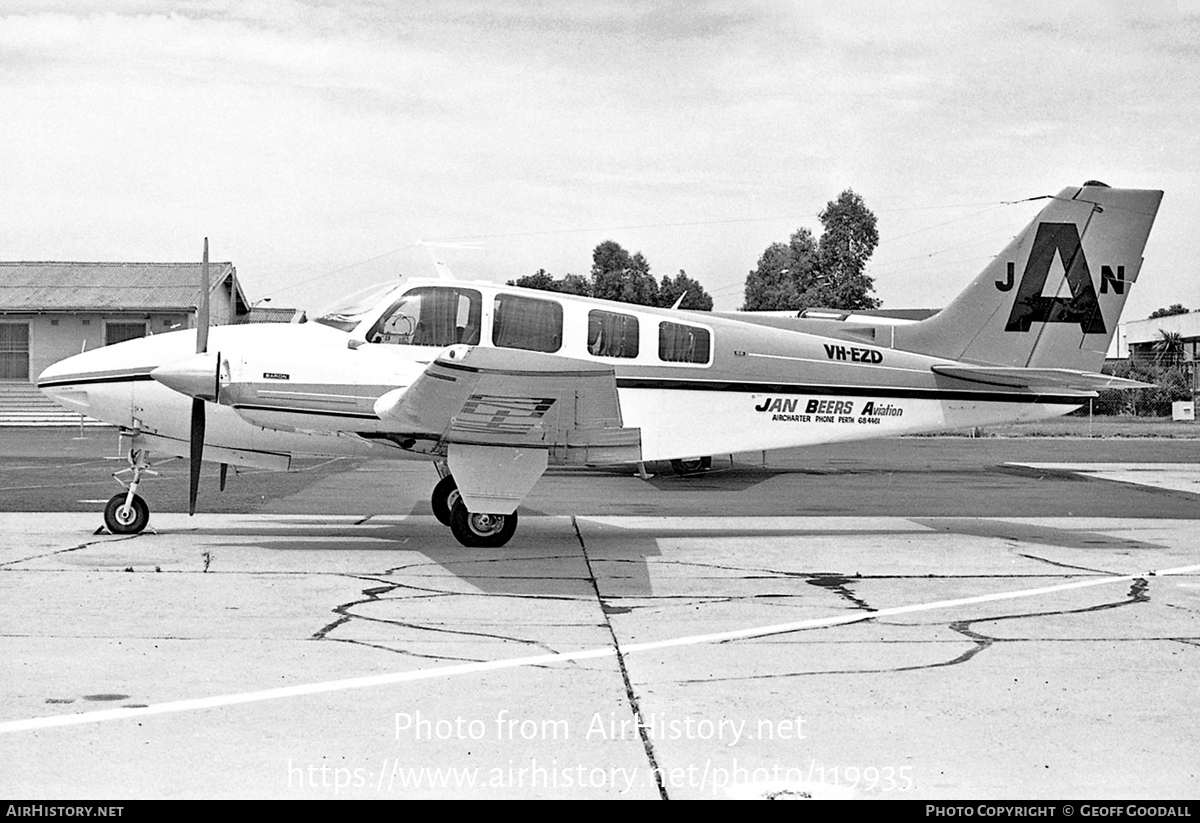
xmin=320 ymin=636 xmax=489 ymax=664
xmin=370 ymin=577 xmax=591 ymax=602
xmin=574 ymin=516 xmax=668 ymax=800
xmin=312 ymin=575 xmax=567 ymax=659
xmin=1017 ymin=552 xmax=1118 ymax=575
xmin=676 ymin=579 xmax=1152 ymax=683
xmin=805 ymin=573 xmax=873 ymax=611
xmin=592 ymin=554 xmax=1117 ymax=582
xmin=0 ymin=533 xmax=143 ymax=568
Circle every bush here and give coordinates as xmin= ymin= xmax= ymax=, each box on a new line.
xmin=1091 ymin=362 xmax=1193 ymax=416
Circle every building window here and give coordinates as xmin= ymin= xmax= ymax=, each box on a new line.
xmin=104 ymin=322 xmax=147 ymax=346
xmin=588 ymin=310 xmax=639 ymax=358
xmin=493 ymin=294 xmax=563 ymax=353
xmin=0 ymin=323 xmax=30 ymax=380
xmin=658 ymin=321 xmax=711 ymax=364
xmin=367 ymin=287 xmax=482 ymax=346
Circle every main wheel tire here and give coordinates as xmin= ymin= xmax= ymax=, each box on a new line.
xmin=431 ymin=475 xmax=460 ymax=527
xmin=104 ymin=493 xmax=149 ymax=535
xmin=670 ymin=456 xmax=712 ymax=476
xmin=448 ymin=498 xmax=518 ymax=548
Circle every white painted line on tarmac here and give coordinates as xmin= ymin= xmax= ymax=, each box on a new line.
xmin=3 ymin=561 xmax=1198 ymax=735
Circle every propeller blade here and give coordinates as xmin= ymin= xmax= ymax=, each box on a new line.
xmin=197 ymin=238 xmax=210 ymax=354
xmin=219 ymin=463 xmax=228 ymax=492
xmin=188 ymin=240 xmax=214 ymax=517
xmin=188 ymin=397 xmax=205 ymax=516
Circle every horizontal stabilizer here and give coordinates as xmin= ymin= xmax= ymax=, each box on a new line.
xmin=931 ymin=364 xmax=1153 ymax=391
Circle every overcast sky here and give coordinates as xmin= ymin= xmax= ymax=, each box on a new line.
xmin=2 ymin=1 xmax=1197 ymax=318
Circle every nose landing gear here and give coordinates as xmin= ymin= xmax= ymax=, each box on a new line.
xmin=103 ymin=448 xmax=156 ymax=535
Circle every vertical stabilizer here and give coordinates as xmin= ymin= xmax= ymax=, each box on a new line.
xmin=895 ymin=184 xmax=1162 ymax=371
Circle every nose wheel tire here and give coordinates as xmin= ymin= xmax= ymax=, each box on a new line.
xmin=104 ymin=493 xmax=150 ymax=535
xmin=431 ymin=475 xmax=461 ymax=527
xmin=448 ymin=498 xmax=517 ymax=548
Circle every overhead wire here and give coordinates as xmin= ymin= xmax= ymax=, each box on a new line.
xmin=269 ymin=194 xmax=1049 ymax=300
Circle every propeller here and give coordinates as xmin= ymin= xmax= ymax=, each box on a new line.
xmin=188 ymin=238 xmax=211 ymax=516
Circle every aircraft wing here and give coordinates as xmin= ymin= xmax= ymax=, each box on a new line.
xmin=930 ymin=365 xmax=1153 ymax=391
xmin=374 ymin=345 xmax=642 ymax=464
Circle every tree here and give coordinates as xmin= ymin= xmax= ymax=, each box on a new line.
xmin=506 ymin=269 xmax=593 ymax=296
xmin=590 ymin=241 xmax=659 ymax=306
xmin=1149 ymin=304 xmax=1190 ymax=319
xmin=657 ymin=270 xmax=713 ymax=311
xmin=742 ymin=228 xmax=819 ymax=311
xmin=1092 ymin=359 xmax=1193 ymax=416
xmin=505 ymin=242 xmax=714 ymax=310
xmin=506 ymin=269 xmax=559 ymax=292
xmin=557 ymin=273 xmax=592 ymax=296
xmin=742 ymin=189 xmax=880 ymax=311
xmin=817 ymin=189 xmax=880 ymax=310
xmin=1152 ymin=330 xmax=1186 ymax=367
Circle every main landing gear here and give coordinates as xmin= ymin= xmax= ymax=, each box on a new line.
xmin=104 ymin=448 xmax=155 ymax=534
xmin=430 ymin=471 xmax=518 ymax=548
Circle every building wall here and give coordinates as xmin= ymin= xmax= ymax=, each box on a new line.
xmin=2 ymin=312 xmax=190 ymax=383
xmin=206 ymin=276 xmax=239 ymax=327
xmin=1124 ymin=313 xmax=1200 ymax=367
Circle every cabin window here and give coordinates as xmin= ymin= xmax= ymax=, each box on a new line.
xmin=493 ymin=294 xmax=562 ymax=353
xmin=368 ymin=287 xmax=482 ymax=347
xmin=658 ymin=321 xmax=710 ymax=364
xmin=587 ymin=310 xmax=639 ymax=358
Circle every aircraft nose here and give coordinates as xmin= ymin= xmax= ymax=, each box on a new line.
xmin=37 ymin=352 xmax=95 ymax=414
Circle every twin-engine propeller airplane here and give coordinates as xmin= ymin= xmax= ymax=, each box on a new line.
xmin=37 ymin=183 xmax=1162 ymax=547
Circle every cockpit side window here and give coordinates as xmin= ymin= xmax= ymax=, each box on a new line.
xmin=588 ymin=310 xmax=639 ymax=358
xmin=658 ymin=321 xmax=711 ymax=364
xmin=366 ymin=287 xmax=482 ymax=346
xmin=492 ymin=293 xmax=563 ymax=353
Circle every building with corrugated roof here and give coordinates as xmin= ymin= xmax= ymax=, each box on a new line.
xmin=246 ymin=304 xmax=305 ymax=324
xmin=0 ymin=261 xmax=249 ymax=384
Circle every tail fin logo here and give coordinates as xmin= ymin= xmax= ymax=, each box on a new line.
xmin=1001 ymin=222 xmax=1106 ymax=335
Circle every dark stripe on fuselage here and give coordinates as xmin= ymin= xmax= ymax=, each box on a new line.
xmin=232 ymin=404 xmax=380 ymax=421
xmin=612 ymin=377 xmax=1083 ymax=405
xmin=42 ymin=374 xmax=1083 ymax=425
xmin=37 ymin=372 xmax=156 ymax=389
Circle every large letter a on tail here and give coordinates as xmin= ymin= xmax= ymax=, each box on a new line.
xmin=1004 ymin=222 xmax=1105 ymax=335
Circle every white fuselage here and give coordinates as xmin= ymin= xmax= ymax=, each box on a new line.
xmin=37 ymin=278 xmax=1084 ymax=467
